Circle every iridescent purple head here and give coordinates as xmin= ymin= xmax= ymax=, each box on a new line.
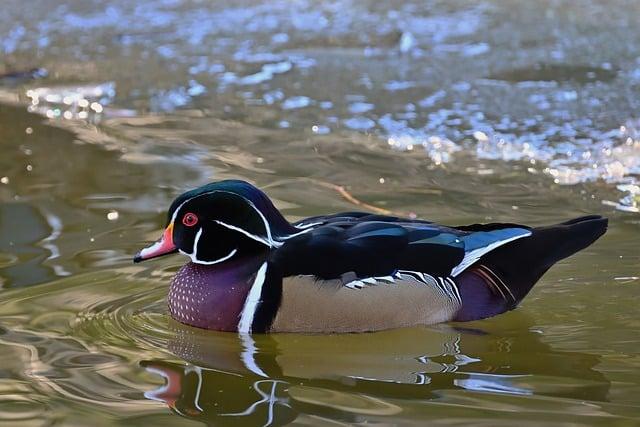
xmin=133 ymin=180 xmax=297 ymax=265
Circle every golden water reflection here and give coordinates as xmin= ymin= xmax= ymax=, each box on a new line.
xmin=142 ymin=316 xmax=610 ymax=425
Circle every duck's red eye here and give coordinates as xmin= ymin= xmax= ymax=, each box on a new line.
xmin=182 ymin=212 xmax=198 ymax=227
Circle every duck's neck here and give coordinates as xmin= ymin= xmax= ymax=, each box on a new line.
xmin=168 ymin=254 xmax=268 ymax=331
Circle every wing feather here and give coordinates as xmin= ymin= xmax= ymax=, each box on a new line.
xmin=277 ymin=213 xmax=531 ymax=282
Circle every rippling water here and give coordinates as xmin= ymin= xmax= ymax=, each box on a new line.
xmin=0 ymin=0 xmax=639 ymax=425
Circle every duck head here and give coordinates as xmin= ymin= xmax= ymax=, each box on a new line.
xmin=134 ymin=180 xmax=297 ymax=265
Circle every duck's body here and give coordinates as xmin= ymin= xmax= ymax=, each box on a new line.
xmin=135 ymin=180 xmax=607 ymax=333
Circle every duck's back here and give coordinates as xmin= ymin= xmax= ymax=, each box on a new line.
xmin=265 ymin=213 xmax=607 ymax=333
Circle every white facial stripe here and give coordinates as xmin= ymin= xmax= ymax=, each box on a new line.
xmin=168 ymin=188 xmax=323 ymax=265
xmin=184 ymin=228 xmax=238 ymax=265
xmin=183 ymin=247 xmax=238 ymax=265
xmin=214 ymin=191 xmax=315 ymax=244
xmin=192 ymin=227 xmax=203 ymax=256
xmin=169 ymin=189 xmax=226 ymax=228
xmin=213 ymin=220 xmax=273 ymax=247
xmin=238 ymin=261 xmax=268 ymax=333
xmin=170 ymin=198 xmax=191 ymax=226
xmin=170 ymin=189 xmax=279 ymax=245
xmin=245 ymin=199 xmax=273 ymax=241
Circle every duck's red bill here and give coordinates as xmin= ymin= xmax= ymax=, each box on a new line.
xmin=134 ymin=223 xmax=177 ymax=263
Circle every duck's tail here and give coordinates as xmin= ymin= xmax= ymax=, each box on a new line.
xmin=453 ymin=215 xmax=608 ymax=321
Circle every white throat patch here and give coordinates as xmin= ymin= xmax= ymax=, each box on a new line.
xmin=183 ymin=227 xmax=238 ymax=265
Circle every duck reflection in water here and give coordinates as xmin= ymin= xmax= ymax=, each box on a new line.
xmin=142 ymin=313 xmax=610 ymax=426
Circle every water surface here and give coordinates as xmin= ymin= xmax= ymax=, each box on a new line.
xmin=0 ymin=1 xmax=639 ymax=425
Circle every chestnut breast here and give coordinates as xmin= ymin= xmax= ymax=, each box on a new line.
xmin=168 ymin=262 xmax=255 ymax=331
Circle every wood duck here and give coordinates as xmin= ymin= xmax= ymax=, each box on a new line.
xmin=134 ymin=180 xmax=607 ymax=334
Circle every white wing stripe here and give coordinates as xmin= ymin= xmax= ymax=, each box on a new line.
xmin=343 ymin=270 xmax=462 ymax=304
xmin=450 ymin=232 xmax=531 ymax=277
xmin=446 ymin=277 xmax=462 ymax=304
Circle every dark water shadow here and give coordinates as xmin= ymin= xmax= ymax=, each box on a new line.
xmin=488 ymin=63 xmax=617 ymax=84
